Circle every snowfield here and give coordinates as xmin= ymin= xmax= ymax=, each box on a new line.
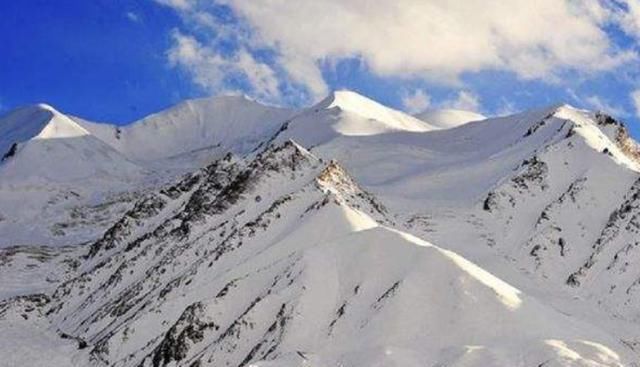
xmin=1 ymin=91 xmax=640 ymax=366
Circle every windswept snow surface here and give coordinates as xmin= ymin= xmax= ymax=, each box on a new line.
xmin=3 ymin=91 xmax=640 ymax=366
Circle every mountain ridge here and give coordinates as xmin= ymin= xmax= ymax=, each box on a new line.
xmin=0 ymin=103 xmax=90 ymax=157
xmin=34 ymin=141 xmax=636 ymax=366
xmin=2 ymin=91 xmax=640 ymax=366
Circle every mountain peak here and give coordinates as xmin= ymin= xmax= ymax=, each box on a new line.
xmin=551 ymin=103 xmax=584 ymax=116
xmin=318 ymin=89 xmax=391 ymax=114
xmin=32 ymin=103 xmax=59 ymax=113
xmin=263 ymin=90 xmax=437 ymax=151
xmin=0 ymin=103 xmax=90 ymax=157
xmin=5 ymin=102 xmax=62 ymax=115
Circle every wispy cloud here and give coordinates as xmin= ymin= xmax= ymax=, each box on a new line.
xmin=584 ymin=95 xmax=628 ymax=117
xmin=494 ymin=98 xmax=518 ymax=117
xmin=155 ymin=0 xmax=192 ymax=11
xmin=568 ymin=89 xmax=629 ymax=117
xmin=402 ymin=89 xmax=431 ymax=114
xmin=631 ymin=90 xmax=640 ymax=118
xmin=126 ymin=11 xmax=141 ymax=23
xmin=167 ymin=30 xmax=281 ymax=102
xmin=440 ymin=91 xmax=481 ymax=112
xmin=403 ymin=89 xmax=483 ymax=113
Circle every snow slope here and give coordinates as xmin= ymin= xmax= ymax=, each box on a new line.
xmin=0 ymin=294 xmax=84 ymax=367
xmin=317 ymin=90 xmax=435 ymax=133
xmin=0 ymin=103 xmax=88 ymax=155
xmin=76 ymin=95 xmax=294 ymax=166
xmin=268 ymin=91 xmax=435 ymax=149
xmin=0 ymin=104 xmax=143 ymax=183
xmin=273 ymin=102 xmax=639 ymax=211
xmin=270 ymin=103 xmax=555 ymax=210
xmin=265 ymin=98 xmax=640 ymax=349
xmin=0 ymin=105 xmax=149 ymax=247
xmin=466 ymin=109 xmax=640 ymax=323
xmin=0 ymin=96 xmax=291 ymax=247
xmin=415 ymin=108 xmax=486 ymax=129
xmin=19 ymin=142 xmax=633 ymax=366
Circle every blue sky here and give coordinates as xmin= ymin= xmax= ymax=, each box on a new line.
xmin=1 ymin=1 xmax=196 ymax=122
xmin=4 ymin=1 xmax=640 ymax=136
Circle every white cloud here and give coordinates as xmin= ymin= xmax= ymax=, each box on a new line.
xmin=584 ymin=95 xmax=628 ymax=117
xmin=402 ymin=89 xmax=431 ymax=114
xmin=441 ymin=91 xmax=481 ymax=112
xmin=235 ymin=50 xmax=280 ymax=98
xmin=126 ymin=12 xmax=140 ymax=23
xmin=155 ymin=0 xmax=192 ymax=11
xmin=402 ymin=89 xmax=482 ymax=114
xmin=631 ymin=90 xmax=640 ymax=118
xmin=609 ymin=1 xmax=640 ymax=40
xmin=567 ymin=88 xmax=629 ymax=117
xmin=225 ymin=1 xmax=633 ymax=88
xmin=167 ymin=30 xmax=281 ymax=101
xmin=495 ymin=98 xmax=518 ymax=117
xmin=157 ymin=0 xmax=638 ymax=103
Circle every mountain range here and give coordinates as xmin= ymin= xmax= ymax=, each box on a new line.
xmin=1 ymin=90 xmax=640 ymax=366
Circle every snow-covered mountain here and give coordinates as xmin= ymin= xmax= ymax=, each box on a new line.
xmin=2 ymin=91 xmax=640 ymax=366
xmin=0 ymin=104 xmax=144 ymax=184
xmin=0 ymin=104 xmax=148 ymax=247
xmin=269 ymin=91 xmax=435 ymax=149
xmin=0 ymin=96 xmax=293 ymax=247
xmin=75 ymin=95 xmax=294 ymax=167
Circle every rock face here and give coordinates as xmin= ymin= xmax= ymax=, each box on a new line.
xmin=1 ymin=142 xmax=17 ymax=161
xmin=3 ymin=93 xmax=640 ymax=366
